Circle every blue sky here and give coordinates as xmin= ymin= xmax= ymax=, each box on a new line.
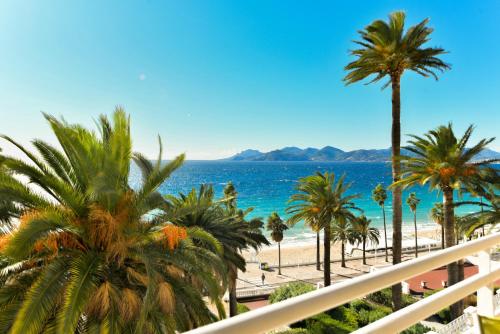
xmin=0 ymin=1 xmax=499 ymax=159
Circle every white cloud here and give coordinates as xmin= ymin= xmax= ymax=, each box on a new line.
xmin=138 ymin=73 xmax=146 ymax=81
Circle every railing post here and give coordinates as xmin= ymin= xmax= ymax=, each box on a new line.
xmin=477 ymin=248 xmax=495 ymax=316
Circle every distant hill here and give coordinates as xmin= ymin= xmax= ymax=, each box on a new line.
xmin=223 ymin=146 xmax=500 ymax=162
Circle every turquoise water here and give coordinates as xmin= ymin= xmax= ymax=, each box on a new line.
xmin=129 ymin=161 xmax=479 ymax=240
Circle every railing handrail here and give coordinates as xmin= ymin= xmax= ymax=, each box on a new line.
xmin=185 ymin=233 xmax=500 ymax=334
xmin=354 ymin=266 xmax=500 ymax=333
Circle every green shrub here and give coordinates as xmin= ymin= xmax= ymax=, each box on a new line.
xmin=305 ymin=313 xmax=355 ymax=334
xmin=357 ymin=309 xmax=371 ymax=327
xmin=437 ymin=308 xmax=452 ymax=324
xmin=366 ymin=288 xmax=392 ymax=307
xmin=367 ymin=288 xmax=417 ymax=307
xmin=400 ymin=323 xmax=431 ymax=334
xmin=357 ymin=307 xmax=390 ymax=327
xmin=325 ymin=305 xmax=358 ymax=329
xmin=237 ymin=303 xmax=250 ymax=314
xmin=403 ymin=293 xmax=418 ymax=306
xmin=269 ymin=282 xmax=315 ymax=304
xmin=275 ymin=329 xmax=309 ymax=334
xmin=349 ymin=299 xmax=374 ymax=312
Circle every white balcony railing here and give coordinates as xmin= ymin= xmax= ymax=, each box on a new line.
xmin=186 ymin=233 xmax=500 ymax=334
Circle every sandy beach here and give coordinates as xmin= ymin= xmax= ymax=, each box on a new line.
xmin=243 ymin=227 xmax=441 ymax=266
xmin=237 ymin=227 xmax=442 ymax=293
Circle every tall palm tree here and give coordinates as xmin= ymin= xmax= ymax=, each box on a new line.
xmin=352 ymin=215 xmax=380 ymax=265
xmin=344 ymin=11 xmax=450 ymax=310
xmin=266 ymin=212 xmax=288 ymax=275
xmin=287 ymin=172 xmax=360 ymax=286
xmin=0 ymin=109 xmax=227 ymax=333
xmin=287 ymin=214 xmax=321 ymax=271
xmin=406 ymin=192 xmax=421 ymax=258
xmin=307 ymin=218 xmax=322 ymax=271
xmin=331 ymin=216 xmax=358 ymax=268
xmin=372 ymin=183 xmax=389 ymax=262
xmin=396 ymin=123 xmax=498 ymax=319
xmin=221 ymin=183 xmax=268 ymax=317
xmin=430 ymin=203 xmax=445 ymax=249
xmin=164 ymin=184 xmax=268 ymax=318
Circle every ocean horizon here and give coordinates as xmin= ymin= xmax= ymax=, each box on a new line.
xmin=129 ymin=161 xmax=481 ymax=242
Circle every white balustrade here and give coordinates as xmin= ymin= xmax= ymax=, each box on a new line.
xmin=185 ymin=233 xmax=500 ymax=334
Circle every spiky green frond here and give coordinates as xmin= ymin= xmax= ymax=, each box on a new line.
xmin=286 ymin=172 xmax=361 ymax=235
xmin=0 ymin=108 xmax=224 ymax=333
xmin=395 ymin=123 xmax=498 ymax=193
xmin=344 ymin=11 xmax=450 ymax=87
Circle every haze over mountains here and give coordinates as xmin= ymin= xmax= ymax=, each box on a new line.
xmin=223 ymin=146 xmax=500 ymax=162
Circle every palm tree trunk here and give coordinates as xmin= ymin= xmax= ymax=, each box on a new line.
xmin=443 ymin=187 xmax=463 ymax=319
xmin=362 ymin=236 xmax=366 ymax=265
xmin=278 ymin=242 xmax=281 ymax=275
xmin=382 ymin=205 xmax=388 ymax=262
xmin=341 ymin=241 xmax=346 ymax=268
xmin=414 ymin=212 xmax=418 ymax=258
xmin=324 ymin=224 xmax=331 ymax=286
xmin=441 ymin=224 xmax=445 ymax=249
xmin=316 ymin=231 xmax=320 ymax=271
xmin=391 ymin=76 xmax=403 ymax=311
xmin=481 ymin=197 xmax=485 ymax=236
xmin=228 ymin=266 xmax=238 ymax=317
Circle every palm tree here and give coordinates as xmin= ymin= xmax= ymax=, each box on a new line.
xmin=307 ymin=218 xmax=322 ymax=271
xmin=164 ymin=184 xmax=268 ymax=318
xmin=430 ymin=203 xmax=445 ymax=249
xmin=459 ymin=197 xmax=499 ymax=237
xmin=223 ymin=181 xmax=237 ymax=212
xmin=221 ymin=183 xmax=269 ymax=317
xmin=331 ymin=216 xmax=358 ymax=268
xmin=406 ymin=192 xmax=421 ymax=258
xmin=344 ymin=11 xmax=450 ymax=310
xmin=372 ymin=183 xmax=389 ymax=262
xmin=396 ymin=123 xmax=498 ymax=319
xmin=352 ymin=215 xmax=380 ymax=265
xmin=267 ymin=212 xmax=288 ymax=275
xmin=287 ymin=172 xmax=360 ymax=286
xmin=0 ymin=109 xmax=227 ymax=333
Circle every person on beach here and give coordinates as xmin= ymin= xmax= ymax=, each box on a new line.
xmin=261 ymin=273 xmax=265 ymax=286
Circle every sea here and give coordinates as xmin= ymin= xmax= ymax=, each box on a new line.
xmin=129 ymin=161 xmax=480 ymax=244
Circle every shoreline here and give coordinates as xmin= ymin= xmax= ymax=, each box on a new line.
xmin=258 ymin=225 xmax=441 ymax=251
xmin=243 ymin=227 xmax=441 ymax=268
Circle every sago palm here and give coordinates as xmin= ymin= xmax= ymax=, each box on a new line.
xmin=287 ymin=172 xmax=360 ymax=286
xmin=372 ymin=183 xmax=389 ymax=262
xmin=406 ymin=192 xmax=421 ymax=258
xmin=395 ymin=123 xmax=498 ymax=319
xmin=266 ymin=212 xmax=288 ymax=275
xmin=345 ymin=11 xmax=450 ymax=310
xmin=0 ymin=108 xmax=227 ymax=333
xmin=352 ymin=215 xmax=380 ymax=265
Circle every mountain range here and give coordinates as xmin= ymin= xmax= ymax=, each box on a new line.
xmin=223 ymin=146 xmax=500 ymax=162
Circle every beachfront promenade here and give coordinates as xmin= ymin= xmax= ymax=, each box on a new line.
xmin=192 ymin=233 xmax=500 ymax=334
xmin=236 ymin=229 xmax=441 ymax=297
xmin=237 ymin=246 xmax=418 ymax=296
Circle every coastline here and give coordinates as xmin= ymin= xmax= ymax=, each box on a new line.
xmin=243 ymin=227 xmax=441 ymax=266
xmin=258 ymin=224 xmax=441 ymax=251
